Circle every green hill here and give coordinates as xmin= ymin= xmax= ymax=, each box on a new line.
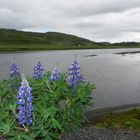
xmin=0 ymin=28 xmax=98 ymax=51
xmin=0 ymin=28 xmax=139 ymax=51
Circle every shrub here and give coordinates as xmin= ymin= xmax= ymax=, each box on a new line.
xmin=0 ymin=72 xmax=95 ymax=139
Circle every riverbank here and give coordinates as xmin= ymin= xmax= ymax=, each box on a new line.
xmin=1 ymin=44 xmax=140 ymax=52
xmin=62 ymin=105 xmax=140 ymax=140
xmin=0 ymin=44 xmax=136 ymax=52
xmin=86 ymin=103 xmax=140 ymax=121
xmin=86 ymin=104 xmax=140 ymax=130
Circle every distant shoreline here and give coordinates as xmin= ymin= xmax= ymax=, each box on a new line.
xmin=1 ymin=46 xmax=140 ymax=52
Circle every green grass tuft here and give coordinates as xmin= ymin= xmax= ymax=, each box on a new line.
xmin=90 ymin=108 xmax=140 ymax=130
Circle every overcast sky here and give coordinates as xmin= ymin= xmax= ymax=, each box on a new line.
xmin=0 ymin=0 xmax=140 ymax=43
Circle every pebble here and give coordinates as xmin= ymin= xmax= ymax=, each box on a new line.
xmin=61 ymin=127 xmax=140 ymax=140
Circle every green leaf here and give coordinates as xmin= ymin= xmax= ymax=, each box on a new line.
xmin=9 ymin=103 xmax=17 ymax=112
xmin=0 ymin=72 xmax=95 ymax=139
xmin=51 ymin=118 xmax=62 ymax=130
xmin=21 ymin=134 xmax=32 ymax=140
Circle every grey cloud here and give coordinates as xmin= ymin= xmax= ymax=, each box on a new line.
xmin=50 ymin=0 xmax=140 ymax=17
xmin=0 ymin=8 xmax=31 ymax=29
xmin=0 ymin=0 xmax=140 ymax=42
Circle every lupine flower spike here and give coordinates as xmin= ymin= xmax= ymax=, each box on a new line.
xmin=68 ymin=59 xmax=83 ymax=88
xmin=50 ymin=66 xmax=60 ymax=81
xmin=9 ymin=58 xmax=20 ymax=78
xmin=33 ymin=59 xmax=45 ymax=79
xmin=17 ymin=74 xmax=33 ymax=126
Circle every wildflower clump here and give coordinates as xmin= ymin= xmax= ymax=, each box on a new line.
xmin=9 ymin=59 xmax=20 ymax=79
xmin=33 ymin=60 xmax=45 ymax=79
xmin=67 ymin=59 xmax=83 ymax=87
xmin=50 ymin=66 xmax=60 ymax=81
xmin=0 ymin=59 xmax=95 ymax=140
xmin=17 ymin=74 xmax=33 ymax=126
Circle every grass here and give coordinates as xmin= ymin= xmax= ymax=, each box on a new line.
xmin=88 ymin=108 xmax=140 ymax=131
xmin=1 ymin=43 xmax=140 ymax=52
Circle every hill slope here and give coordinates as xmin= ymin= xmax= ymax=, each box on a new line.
xmin=0 ymin=28 xmax=139 ymax=51
xmin=0 ymin=28 xmax=100 ymax=51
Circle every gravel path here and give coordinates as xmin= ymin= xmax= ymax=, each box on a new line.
xmin=62 ymin=127 xmax=140 ymax=140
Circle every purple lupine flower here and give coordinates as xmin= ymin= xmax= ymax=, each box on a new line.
xmin=67 ymin=59 xmax=83 ymax=87
xmin=17 ymin=74 xmax=33 ymax=126
xmin=50 ymin=66 xmax=60 ymax=81
xmin=33 ymin=60 xmax=45 ymax=79
xmin=9 ymin=59 xmax=20 ymax=78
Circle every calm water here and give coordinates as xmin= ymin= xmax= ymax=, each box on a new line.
xmin=1 ymin=48 xmax=140 ymax=109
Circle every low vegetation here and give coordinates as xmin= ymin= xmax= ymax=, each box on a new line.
xmin=91 ymin=109 xmax=140 ymax=131
xmin=0 ymin=59 xmax=95 ymax=140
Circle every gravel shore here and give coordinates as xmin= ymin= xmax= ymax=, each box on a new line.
xmin=62 ymin=127 xmax=140 ymax=140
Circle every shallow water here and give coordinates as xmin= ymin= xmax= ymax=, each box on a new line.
xmin=1 ymin=48 xmax=140 ymax=109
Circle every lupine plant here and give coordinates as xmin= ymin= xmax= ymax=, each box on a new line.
xmin=67 ymin=59 xmax=83 ymax=88
xmin=17 ymin=74 xmax=33 ymax=126
xmin=0 ymin=60 xmax=95 ymax=140
xmin=9 ymin=59 xmax=20 ymax=90
xmin=33 ymin=60 xmax=45 ymax=79
xmin=9 ymin=59 xmax=20 ymax=79
xmin=50 ymin=66 xmax=61 ymax=81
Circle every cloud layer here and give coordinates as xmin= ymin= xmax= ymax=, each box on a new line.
xmin=0 ymin=0 xmax=140 ymax=42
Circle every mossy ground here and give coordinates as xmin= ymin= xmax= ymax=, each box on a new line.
xmin=87 ymin=108 xmax=140 ymax=131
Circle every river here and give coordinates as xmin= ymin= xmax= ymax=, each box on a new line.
xmin=1 ymin=48 xmax=140 ymax=109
